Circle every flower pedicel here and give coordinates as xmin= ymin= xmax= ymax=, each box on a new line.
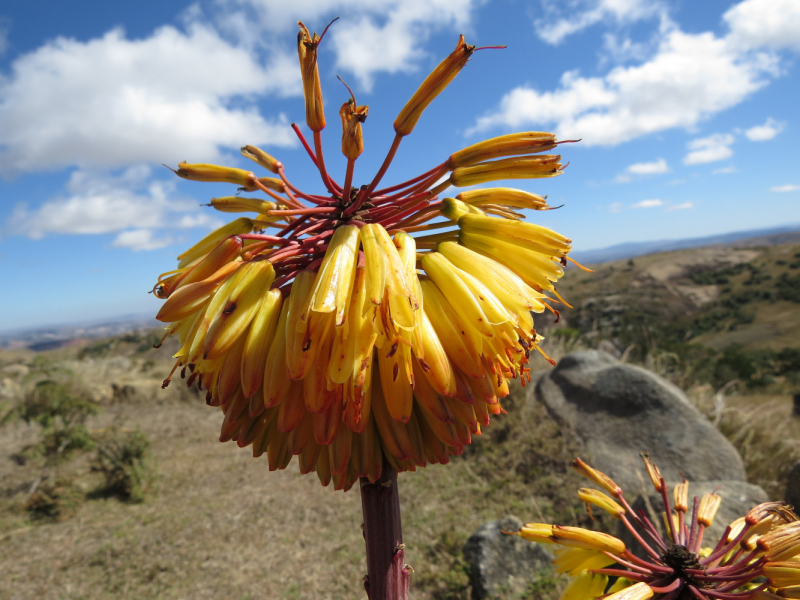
xmin=152 ymin=21 xmax=587 ymax=492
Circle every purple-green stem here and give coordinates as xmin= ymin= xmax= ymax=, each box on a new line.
xmin=359 ymin=459 xmax=410 ymax=600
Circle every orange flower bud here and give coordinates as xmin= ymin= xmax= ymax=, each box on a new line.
xmin=297 ymin=22 xmax=327 ymax=132
xmin=673 ymin=481 xmax=689 ymax=512
xmin=640 ymin=451 xmax=664 ymax=493
xmin=394 ymin=35 xmax=475 ymax=137
xmin=339 ymin=98 xmax=368 ymax=160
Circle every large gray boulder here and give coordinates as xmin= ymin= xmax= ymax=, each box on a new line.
xmin=463 ymin=516 xmax=553 ymax=600
xmin=787 ymin=462 xmax=800 ymax=510
xmin=532 ymin=351 xmax=746 ymax=491
xmin=617 ymin=480 xmax=768 ymax=556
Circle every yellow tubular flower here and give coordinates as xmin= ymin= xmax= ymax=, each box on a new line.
xmin=173 ymin=162 xmax=255 ymax=186
xmin=578 ymin=487 xmax=625 ymax=519
xmin=447 ymin=132 xmax=557 ymax=169
xmin=605 ymin=582 xmax=655 ymax=600
xmin=552 ymin=547 xmax=616 ymax=576
xmin=559 ymin=571 xmax=608 ymax=600
xmin=457 ymin=187 xmax=550 ymax=211
xmin=208 ymin=197 xmax=277 ymax=215
xmin=152 ymin=23 xmax=582 ymax=492
xmin=450 ymin=155 xmax=563 ymax=187
xmin=513 ymin=456 xmax=800 ymax=600
xmin=241 ymin=145 xmax=280 ymax=174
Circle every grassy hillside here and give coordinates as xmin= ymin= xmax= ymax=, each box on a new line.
xmin=556 ymin=241 xmax=800 ymax=390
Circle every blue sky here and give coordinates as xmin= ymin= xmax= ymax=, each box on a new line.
xmin=1 ymin=0 xmax=799 ymax=332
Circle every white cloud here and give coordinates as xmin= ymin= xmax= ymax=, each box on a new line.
xmin=724 ymin=0 xmax=800 ymax=51
xmin=0 ymin=23 xmax=297 ymax=175
xmin=468 ymin=26 xmax=776 ymax=144
xmin=771 ymin=184 xmax=800 ymax=192
xmin=745 ymin=117 xmax=785 ymax=141
xmin=627 ymin=158 xmax=669 ymax=175
xmin=218 ymin=0 xmax=478 ymax=91
xmin=608 ymin=202 xmax=623 ymax=213
xmin=666 ymin=201 xmax=694 ymax=211
xmin=7 ymin=167 xmax=222 ymax=244
xmin=631 ymin=199 xmax=663 ymax=208
xmin=533 ymin=0 xmax=664 ymax=45
xmin=469 ymin=0 xmax=800 ymax=146
xmin=683 ymin=133 xmax=735 ymax=165
xmin=112 ymin=229 xmax=174 ymax=251
xmin=615 ymin=157 xmax=668 ymax=182
xmin=600 ymin=33 xmax=650 ymax=65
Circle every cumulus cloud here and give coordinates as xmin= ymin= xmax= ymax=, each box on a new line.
xmin=631 ymin=199 xmax=663 ymax=208
xmin=7 ymin=167 xmax=222 ymax=246
xmin=218 ymin=0 xmax=478 ymax=91
xmin=723 ymin=0 xmax=800 ymax=51
xmin=628 ymin=158 xmax=668 ymax=175
xmin=469 ymin=0 xmax=798 ymax=146
xmin=745 ymin=117 xmax=785 ymax=141
xmin=112 ymin=229 xmax=174 ymax=251
xmin=666 ymin=201 xmax=694 ymax=211
xmin=533 ymin=0 xmax=664 ymax=45
xmin=0 ymin=23 xmax=297 ymax=175
xmin=771 ymin=184 xmax=800 ymax=192
xmin=615 ymin=157 xmax=668 ymax=182
xmin=684 ymin=133 xmax=735 ymax=165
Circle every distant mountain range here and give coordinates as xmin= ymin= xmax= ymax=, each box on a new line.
xmin=571 ymin=224 xmax=800 ymax=265
xmin=0 ymin=314 xmax=161 ymax=351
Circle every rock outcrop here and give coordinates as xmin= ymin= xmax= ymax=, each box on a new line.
xmin=463 ymin=516 xmax=553 ymax=600
xmin=531 ymin=351 xmax=747 ymax=491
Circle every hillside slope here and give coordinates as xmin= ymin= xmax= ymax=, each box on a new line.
xmin=559 ymin=240 xmax=800 ymax=352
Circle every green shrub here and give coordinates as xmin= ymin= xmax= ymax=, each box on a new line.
xmin=776 ymin=273 xmax=800 ymax=302
xmin=2 ymin=361 xmax=99 ymax=460
xmin=91 ymin=427 xmax=153 ymax=502
xmin=24 ymin=478 xmax=84 ymax=521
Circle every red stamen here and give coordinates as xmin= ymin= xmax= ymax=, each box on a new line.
xmin=314 ymin=130 xmax=341 ymax=195
xmin=291 ymin=123 xmax=319 ymax=167
xmin=345 ymin=132 xmax=402 ymax=218
xmin=589 ymin=569 xmax=649 ymax=582
xmin=268 ymin=206 xmax=338 ymax=217
xmin=373 ymin=162 xmax=446 ymax=196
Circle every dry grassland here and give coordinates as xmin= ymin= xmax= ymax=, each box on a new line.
xmin=0 ymin=344 xmax=584 ymax=600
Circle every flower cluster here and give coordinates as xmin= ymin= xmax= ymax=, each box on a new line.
xmin=152 ymin=22 xmax=583 ymax=491
xmin=513 ymin=454 xmax=800 ymax=600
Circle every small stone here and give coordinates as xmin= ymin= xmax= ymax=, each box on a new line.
xmin=463 ymin=515 xmax=553 ymax=600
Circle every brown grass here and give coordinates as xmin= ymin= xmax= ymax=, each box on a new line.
xmin=0 ymin=346 xmax=586 ymax=600
xmin=689 ymin=387 xmax=800 ymax=500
